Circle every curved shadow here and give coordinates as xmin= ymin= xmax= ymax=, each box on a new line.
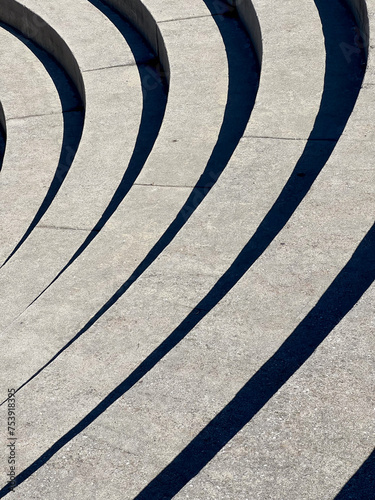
xmin=0 ymin=0 xmax=367 ymax=495
xmin=335 ymin=448 xmax=375 ymax=499
xmin=0 ymin=22 xmax=84 ymax=267
xmin=19 ymin=0 xmax=169 ymax=306
xmin=16 ymin=0 xmax=260 ymax=387
xmin=0 ymin=101 xmax=6 ymax=173
xmin=9 ymin=0 xmax=363 ymax=409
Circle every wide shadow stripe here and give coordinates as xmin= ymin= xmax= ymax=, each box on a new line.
xmin=8 ymin=0 xmax=364 ymax=411
xmin=134 ymin=222 xmax=375 ymax=498
xmin=0 ymin=0 xmax=260 ymax=494
xmin=1 ymin=220 xmax=373 ymax=498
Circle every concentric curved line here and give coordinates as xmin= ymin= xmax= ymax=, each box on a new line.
xmin=0 ymin=0 xmax=263 ymax=492
xmin=10 ymin=0 xmax=261 ymax=384
xmin=3 ymin=220 xmax=374 ymax=498
xmin=0 ymin=0 xmax=170 ymax=328
xmin=1 ymin=0 xmax=260 ymax=317
xmin=8 ymin=0 xmax=364 ymax=400
xmin=0 ymin=0 xmax=85 ymax=103
xmin=0 ymin=0 xmax=85 ymax=267
xmin=0 ymin=0 xmax=368 ymax=494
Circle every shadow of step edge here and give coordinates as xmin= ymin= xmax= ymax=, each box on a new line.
xmin=130 ymin=0 xmax=373 ymax=498
xmin=4 ymin=0 xmax=372 ymax=498
xmin=0 ymin=101 xmax=6 ymax=172
xmin=0 ymin=2 xmax=169 ymax=272
xmin=0 ymin=0 xmax=262 ymax=497
xmin=325 ymin=2 xmax=375 ymax=496
xmin=9 ymin=0 xmax=369 ymax=499
xmin=102 ymin=0 xmax=170 ymax=82
xmin=0 ymin=0 xmax=233 ymax=386
xmin=9 ymin=0 xmax=364 ymax=494
xmin=12 ymin=0 xmax=368 ymax=496
xmin=108 ymin=0 xmax=262 ymax=75
xmin=0 ymin=0 xmax=169 ymax=270
xmin=230 ymin=0 xmax=262 ymax=62
xmin=345 ymin=0 xmax=369 ymax=56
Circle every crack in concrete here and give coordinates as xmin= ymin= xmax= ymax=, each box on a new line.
xmin=82 ymin=58 xmax=159 ymax=73
xmin=7 ymin=108 xmax=83 ymax=121
xmin=242 ymin=135 xmax=338 ymax=142
xmin=159 ymin=14 xmax=213 ymax=24
xmin=134 ymin=182 xmax=193 ymax=189
xmin=37 ymin=224 xmax=96 ymax=232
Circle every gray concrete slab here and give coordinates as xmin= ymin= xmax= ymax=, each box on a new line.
xmin=0 ymin=62 xmax=142 ymax=331
xmin=0 ymin=0 xmax=374 ymax=498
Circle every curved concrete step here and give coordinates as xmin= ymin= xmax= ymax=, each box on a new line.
xmin=0 ymin=0 xmax=232 ymax=381
xmin=0 ymin=0 xmax=374 ymax=499
xmin=0 ymin=0 xmax=344 ymax=496
xmin=0 ymin=22 xmax=83 ymax=264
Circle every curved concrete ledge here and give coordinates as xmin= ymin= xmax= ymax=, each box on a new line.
xmin=0 ymin=2 xmax=263 ymax=497
xmin=0 ymin=0 xmax=147 ymax=327
xmin=345 ymin=0 xmax=369 ymax=55
xmin=0 ymin=0 xmax=85 ymax=104
xmin=232 ymin=0 xmax=262 ymax=64
xmin=0 ymin=6 xmax=86 ymax=265
xmin=110 ymin=0 xmax=262 ymax=82
xmin=0 ymin=0 xmax=262 ymax=331
xmin=104 ymin=0 xmax=170 ymax=81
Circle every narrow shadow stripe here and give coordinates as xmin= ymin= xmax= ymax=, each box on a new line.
xmin=0 ymin=100 xmax=6 ymax=172
xmin=0 ymin=23 xmax=84 ymax=267
xmin=0 ymin=1 xmax=260 ymax=493
xmin=334 ymin=449 xmax=375 ymax=499
xmin=11 ymin=0 xmax=363 ymax=409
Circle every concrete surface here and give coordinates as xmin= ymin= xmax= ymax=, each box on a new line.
xmin=0 ymin=0 xmax=373 ymax=499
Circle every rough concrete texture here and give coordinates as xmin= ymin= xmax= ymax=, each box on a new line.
xmin=0 ymin=0 xmax=374 ymax=499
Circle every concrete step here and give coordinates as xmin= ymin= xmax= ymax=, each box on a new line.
xmin=0 ymin=0 xmax=373 ymax=498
